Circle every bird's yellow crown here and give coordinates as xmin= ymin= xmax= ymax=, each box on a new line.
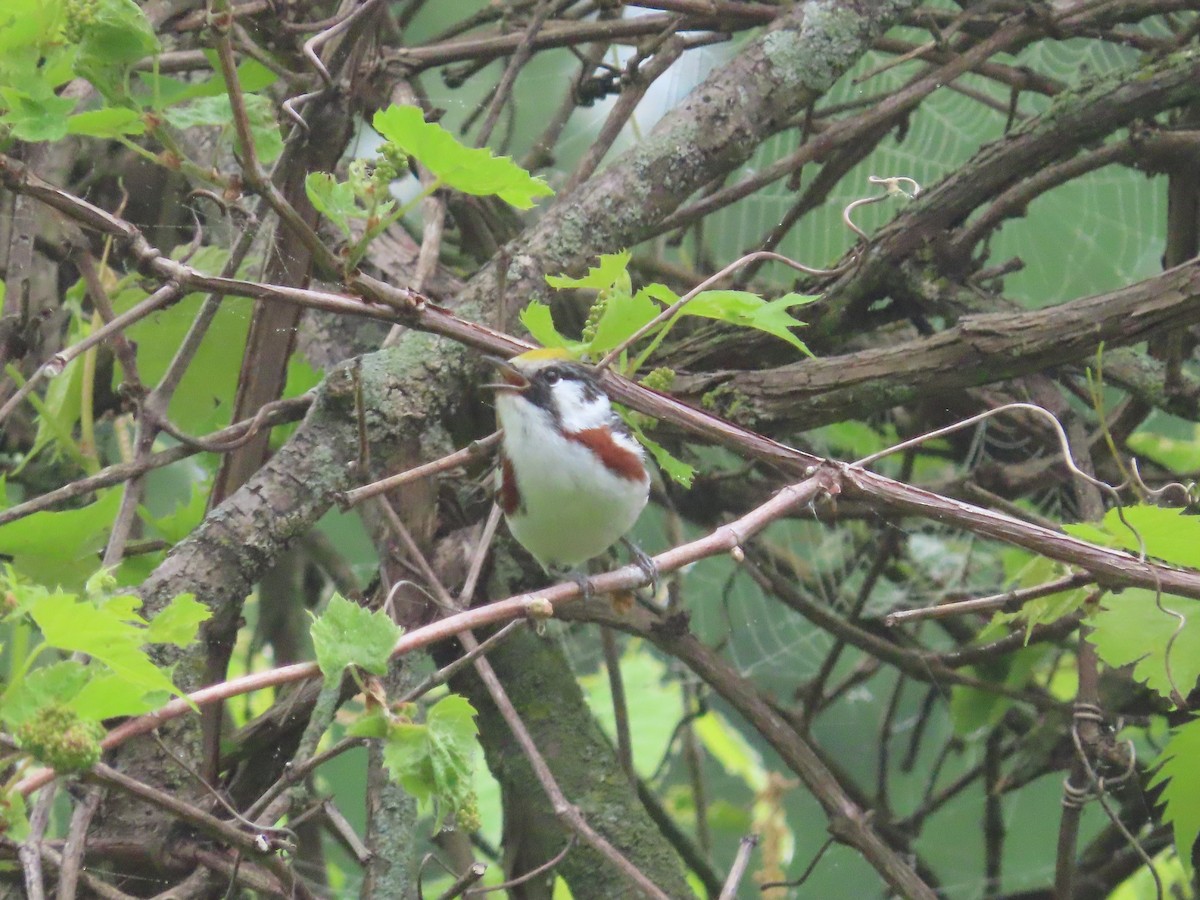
xmin=512 ymin=347 xmax=576 ymax=367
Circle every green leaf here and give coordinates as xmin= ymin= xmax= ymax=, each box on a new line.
xmin=694 ymin=709 xmax=768 ymax=792
xmin=1087 ymin=590 xmax=1200 ymax=701
xmin=426 ymin=694 xmax=479 ymax=764
xmin=580 ymin=641 xmax=683 ymax=777
xmin=164 ymin=94 xmax=282 ymax=163
xmin=305 ymin=172 xmax=359 ymax=238
xmin=544 ymin=251 xmax=632 ymax=291
xmin=73 ymin=0 xmax=160 ymax=95
xmin=382 ymin=720 xmax=432 ymax=802
xmin=70 ymin=673 xmax=167 ymax=720
xmin=1065 ymin=505 xmax=1200 ymax=569
xmin=114 ymin=250 xmax=250 ymax=434
xmin=310 ymin=592 xmax=402 ymax=680
xmin=0 ymin=490 xmax=120 ymax=589
xmin=518 ymin=301 xmax=571 ymax=350
xmin=145 ymin=594 xmax=207 ymax=647
xmin=587 ymin=288 xmax=661 ymax=354
xmin=66 ymin=106 xmax=144 ymax=137
xmin=0 ymin=86 xmax=76 ymax=142
xmin=1 ymin=660 xmax=90 ymax=728
xmin=1147 ymin=716 xmax=1200 ymax=879
xmin=79 ymin=0 xmax=159 ymax=65
xmin=0 ymin=788 xmax=29 ymax=841
xmin=346 ymin=706 xmax=390 ymax=739
xmin=999 ymin=553 xmax=1088 ymax=636
xmin=1127 ymin=428 xmax=1200 ymax=474
xmin=681 ymin=290 xmax=815 ymax=355
xmin=135 ymin=58 xmax=278 ymax=110
xmin=949 ymin=641 xmax=1046 ymax=735
xmin=0 ymin=0 xmax=63 ymax=57
xmin=29 ymin=591 xmax=193 ymax=703
xmin=372 ymin=105 xmax=553 ymax=208
xmin=138 ymin=479 xmax=209 ymax=545
xmin=629 ymin=422 xmax=694 ymax=487
xmin=379 ymin=694 xmax=478 ymax=826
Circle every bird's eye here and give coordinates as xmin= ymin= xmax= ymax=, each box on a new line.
xmin=544 ymin=370 xmax=561 ymax=385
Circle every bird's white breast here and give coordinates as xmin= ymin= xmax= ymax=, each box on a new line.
xmin=496 ymin=393 xmax=649 ymax=570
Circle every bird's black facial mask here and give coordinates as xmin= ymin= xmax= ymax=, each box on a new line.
xmin=522 ymin=363 xmax=604 ymax=415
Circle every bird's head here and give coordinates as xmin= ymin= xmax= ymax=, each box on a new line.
xmin=486 ymin=349 xmax=613 ymax=433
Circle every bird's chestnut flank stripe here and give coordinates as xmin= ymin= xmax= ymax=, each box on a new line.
xmin=564 ymin=427 xmax=647 ymax=482
xmin=499 ymin=455 xmax=523 ymax=516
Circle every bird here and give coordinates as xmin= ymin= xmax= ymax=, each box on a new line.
xmin=486 ymin=348 xmax=653 ymax=591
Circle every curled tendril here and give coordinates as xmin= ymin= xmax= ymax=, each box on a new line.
xmin=1128 ymin=457 xmax=1197 ymax=507
xmin=842 ymin=175 xmax=922 ymax=240
xmin=1066 ymin=705 xmax=1161 ymax=900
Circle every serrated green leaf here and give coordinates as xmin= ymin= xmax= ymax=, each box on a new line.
xmin=518 ymin=301 xmax=571 ymax=350
xmin=70 ymin=673 xmax=167 ymax=720
xmin=0 ymin=660 xmax=90 ymax=728
xmin=681 ymin=290 xmax=815 ymax=355
xmin=0 ymin=0 xmax=63 ymax=57
xmin=310 ymin=592 xmax=402 ymax=680
xmin=949 ymin=644 xmax=1046 ymax=735
xmin=79 ymin=0 xmax=159 ymax=65
xmin=381 ymin=720 xmax=432 ymax=801
xmin=1002 ymin=555 xmax=1088 ymax=637
xmin=0 ymin=788 xmax=29 ymax=841
xmin=377 ymin=695 xmax=478 ymax=826
xmin=629 ymin=423 xmax=694 ymax=487
xmin=0 ymin=86 xmax=76 ymax=141
xmin=114 ymin=250 xmax=250 ymax=434
xmin=164 ymin=93 xmax=282 ymax=163
xmin=0 ymin=490 xmax=120 ymax=589
xmin=346 ymin=707 xmax=390 ymax=739
xmin=373 ymin=105 xmax=553 ymax=208
xmin=1148 ymin=716 xmax=1200 ymax=879
xmin=544 ymin=251 xmax=632 ymax=291
xmin=73 ymin=0 xmax=160 ymax=96
xmin=1066 ymin=505 xmax=1200 ymax=569
xmin=29 ymin=592 xmax=189 ymax=702
xmin=145 ymin=594 xmax=208 ymax=647
xmin=305 ymin=172 xmax=358 ymax=238
xmin=138 ymin=479 xmax=209 ymax=545
xmin=426 ymin=694 xmax=478 ymax=759
xmin=1087 ymin=590 xmax=1200 ymax=701
xmin=587 ymin=288 xmax=661 ymax=354
xmin=66 ymin=106 xmax=144 ymax=137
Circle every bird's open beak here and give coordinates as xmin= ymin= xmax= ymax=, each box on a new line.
xmin=481 ymin=355 xmax=529 ymax=391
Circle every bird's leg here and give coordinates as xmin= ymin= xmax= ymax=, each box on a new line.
xmin=621 ymin=537 xmax=659 ymax=595
xmin=555 ymin=567 xmax=594 ymax=602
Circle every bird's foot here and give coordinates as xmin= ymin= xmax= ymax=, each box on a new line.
xmin=622 ymin=538 xmax=659 ymax=595
xmin=564 ymin=568 xmax=594 ymax=602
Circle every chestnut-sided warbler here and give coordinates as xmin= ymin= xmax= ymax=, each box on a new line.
xmin=487 ymin=349 xmax=651 ymax=582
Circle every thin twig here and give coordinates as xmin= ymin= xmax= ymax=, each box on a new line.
xmin=717 ymin=833 xmax=758 ymax=900
xmin=474 ymin=0 xmax=555 ymax=147
xmin=18 ymin=783 xmax=55 ymax=900
xmin=602 ymin=626 xmax=635 ymax=783
xmin=57 ymin=787 xmax=102 ymax=898
xmin=437 ymin=862 xmax=487 ymax=900
xmin=338 ymin=432 xmax=500 ymax=509
xmin=885 ymin=572 xmax=1095 ymax=625
xmin=465 ymin=836 xmax=575 ymax=895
